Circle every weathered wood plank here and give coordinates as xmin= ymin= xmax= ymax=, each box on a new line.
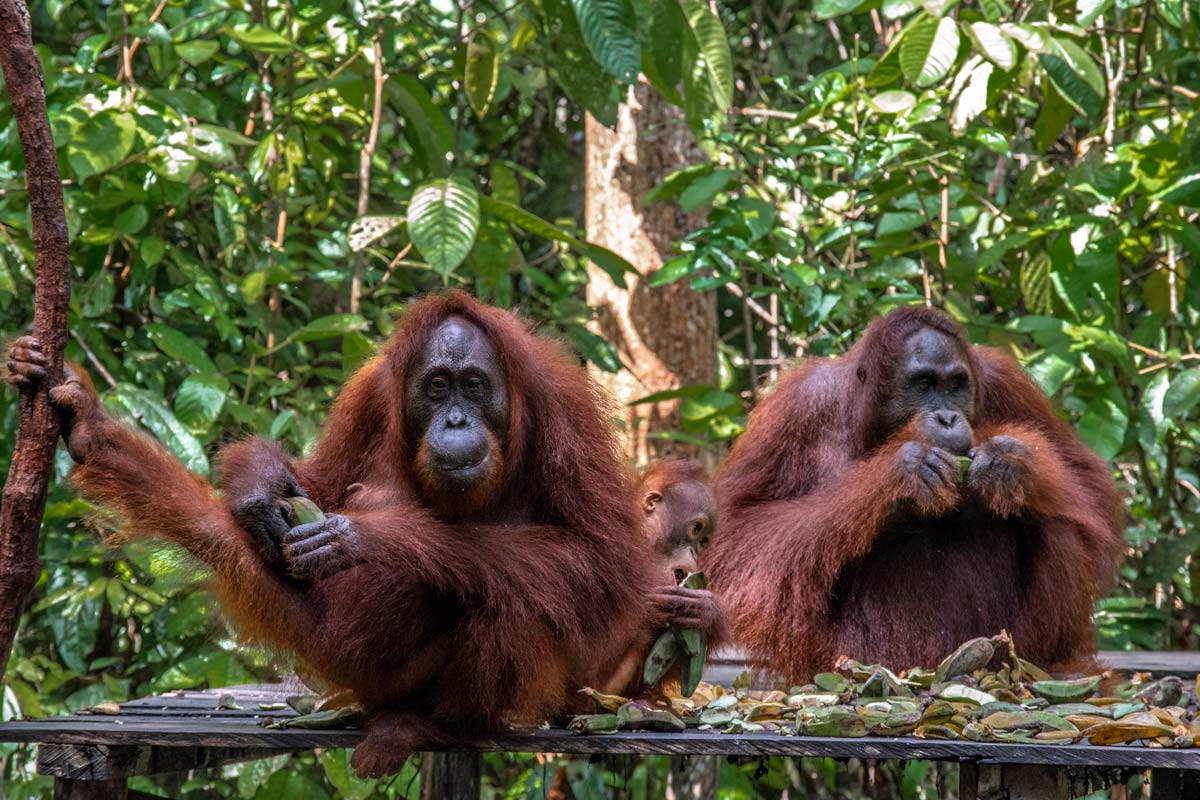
xmin=4 ymin=721 xmax=1200 ymax=769
xmin=37 ymin=742 xmax=285 ymax=780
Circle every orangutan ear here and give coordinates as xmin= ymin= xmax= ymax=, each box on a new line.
xmin=642 ymin=490 xmax=662 ymax=514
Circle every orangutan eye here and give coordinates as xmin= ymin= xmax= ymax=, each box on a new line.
xmin=465 ymin=375 xmax=483 ymax=393
xmin=429 ymin=375 xmax=449 ymax=397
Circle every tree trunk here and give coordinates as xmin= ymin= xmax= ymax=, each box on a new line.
xmin=0 ymin=0 xmax=72 ymax=672
xmin=585 ymin=83 xmax=716 ymax=466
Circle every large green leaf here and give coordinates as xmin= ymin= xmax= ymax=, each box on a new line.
xmin=1164 ymin=369 xmax=1200 ymax=419
xmin=546 ymin=0 xmax=620 ymax=126
xmin=899 ymin=15 xmax=961 ymax=88
xmin=1158 ymin=170 xmax=1200 ymax=207
xmin=640 ymin=0 xmax=685 ymax=103
xmin=223 ymin=24 xmax=292 ymax=54
xmin=965 ymin=22 xmax=1016 ymax=71
xmin=681 ymin=0 xmax=733 ymax=133
xmin=1039 ymin=37 xmax=1105 ymax=120
xmin=479 ymin=196 xmax=636 ymax=285
xmin=465 ymin=30 xmax=500 ymax=118
xmin=407 ymin=178 xmax=481 ymax=279
xmin=385 ymin=76 xmax=454 ymax=176
xmin=567 ymin=326 xmax=623 ymax=372
xmin=1078 ymin=391 xmax=1128 ymax=460
xmin=67 ymin=112 xmax=137 ymax=179
xmin=175 ymin=374 xmax=230 ymax=431
xmin=571 ymin=0 xmax=641 ymax=84
xmin=293 ymin=314 xmax=370 ymax=342
xmin=144 ymin=323 xmax=217 ymax=374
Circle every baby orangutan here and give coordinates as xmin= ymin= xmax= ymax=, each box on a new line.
xmin=599 ymin=459 xmax=727 ymax=697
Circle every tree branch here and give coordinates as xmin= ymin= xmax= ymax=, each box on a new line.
xmin=0 ymin=0 xmax=72 ymax=672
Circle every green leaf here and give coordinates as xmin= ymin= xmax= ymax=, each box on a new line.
xmin=568 ymin=326 xmax=623 ymax=372
xmin=1155 ymin=0 xmax=1183 ymax=27
xmin=465 ymin=30 xmax=500 ymax=118
xmin=679 ymin=168 xmax=733 ymax=212
xmin=900 ymin=15 xmax=961 ymax=88
xmin=882 ymin=0 xmax=920 ymax=17
xmin=1076 ymin=0 xmax=1112 ymax=26
xmin=1039 ymin=38 xmax=1105 ymax=120
xmin=175 ymin=374 xmax=230 ymax=430
xmin=965 ymin=22 xmax=1016 ymax=71
xmin=480 ymin=196 xmax=636 ymax=284
xmin=546 ymin=0 xmax=620 ymax=126
xmin=870 ymin=90 xmax=917 ymax=114
xmin=571 ymin=0 xmax=642 ymax=84
xmin=1158 ymin=170 xmax=1200 ymax=207
xmin=732 ymin=197 xmax=776 ymax=241
xmin=641 ymin=0 xmax=686 ymax=103
xmin=1020 ymin=252 xmax=1053 ymax=314
xmin=140 ymin=236 xmax=165 ymax=266
xmin=175 ymin=40 xmax=220 ymax=65
xmin=1078 ymin=392 xmax=1127 ymax=460
xmin=1033 ymin=79 xmax=1073 ymax=152
xmin=407 ymin=178 xmax=481 ymax=279
xmin=67 ymin=111 xmax=137 ymax=179
xmin=814 ymin=0 xmax=867 ymax=19
xmin=648 ymin=256 xmax=697 ymax=287
xmin=681 ymin=0 xmax=734 ymax=132
xmin=1164 ymin=369 xmax=1200 ymax=419
xmin=385 ymin=76 xmax=454 ymax=176
xmin=224 ymin=24 xmax=292 ymax=54
xmin=107 ymin=385 xmax=209 ymax=475
xmin=580 ymin=243 xmax=639 ymax=285
xmin=293 ymin=314 xmax=370 ymax=342
xmin=114 ymin=205 xmax=149 ymax=235
xmin=643 ymin=163 xmax=715 ymax=206
xmin=144 ymin=323 xmax=217 ymax=374
xmin=978 ymin=0 xmax=1011 ymax=21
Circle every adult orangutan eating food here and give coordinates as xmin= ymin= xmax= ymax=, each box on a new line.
xmin=704 ymin=305 xmax=1123 ymax=681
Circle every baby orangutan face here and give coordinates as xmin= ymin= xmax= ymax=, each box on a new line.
xmin=643 ymin=476 xmax=716 ymax=584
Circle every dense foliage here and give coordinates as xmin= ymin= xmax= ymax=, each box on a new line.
xmin=0 ymin=0 xmax=1196 ymax=795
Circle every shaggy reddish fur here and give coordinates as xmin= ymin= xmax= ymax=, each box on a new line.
xmin=703 ymin=306 xmax=1124 ymax=681
xmin=598 ymin=460 xmax=729 ymax=697
xmin=62 ymin=290 xmax=653 ymax=775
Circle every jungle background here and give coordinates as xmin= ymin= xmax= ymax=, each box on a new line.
xmin=0 ymin=0 xmax=1197 ymax=795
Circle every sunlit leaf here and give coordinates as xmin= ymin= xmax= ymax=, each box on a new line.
xmin=572 ymin=0 xmax=641 ymax=84
xmin=965 ymin=22 xmax=1016 ymax=71
xmin=465 ymin=30 xmax=500 ymax=117
xmin=407 ymin=178 xmax=481 ymax=278
xmin=899 ymin=15 xmax=961 ymax=88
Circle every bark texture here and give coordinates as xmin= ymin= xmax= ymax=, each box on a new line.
xmin=585 ymin=83 xmax=717 ymax=465
xmin=0 ymin=0 xmax=71 ymax=672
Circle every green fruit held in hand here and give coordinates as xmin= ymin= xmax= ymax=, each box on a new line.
xmin=643 ymin=631 xmax=681 ymax=686
xmin=287 ymin=496 xmax=325 ymax=526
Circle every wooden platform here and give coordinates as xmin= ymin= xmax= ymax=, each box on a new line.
xmin=2 ymin=650 xmax=1199 ymax=798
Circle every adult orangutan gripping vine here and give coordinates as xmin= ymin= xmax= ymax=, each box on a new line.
xmin=6 ymin=291 xmax=712 ymax=777
xmin=703 ymin=306 xmax=1124 ymax=682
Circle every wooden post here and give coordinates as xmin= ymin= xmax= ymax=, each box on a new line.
xmin=1151 ymin=770 xmax=1200 ymax=800
xmin=423 ymin=751 xmax=480 ymax=800
xmin=52 ymin=779 xmax=128 ymax=800
xmin=960 ymin=762 xmax=979 ymax=800
xmin=0 ymin=0 xmax=72 ymax=672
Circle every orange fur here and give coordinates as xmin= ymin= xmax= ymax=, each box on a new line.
xmin=704 ymin=306 xmax=1124 ymax=681
xmin=63 ymin=291 xmax=655 ymax=775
